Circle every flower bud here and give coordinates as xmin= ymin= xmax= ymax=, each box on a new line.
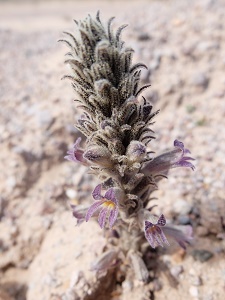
xmin=83 ymin=146 xmax=113 ymax=167
xmin=126 ymin=141 xmax=146 ymax=163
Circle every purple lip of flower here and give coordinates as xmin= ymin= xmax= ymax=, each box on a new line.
xmin=142 ymin=139 xmax=195 ymax=175
xmin=144 ymin=214 xmax=170 ymax=248
xmin=163 ymin=224 xmax=193 ymax=250
xmin=85 ymin=184 xmax=119 ymax=229
xmin=70 ymin=204 xmax=89 ymax=225
xmin=173 ymin=140 xmax=195 ymax=170
xmin=64 ymin=137 xmax=88 ymax=165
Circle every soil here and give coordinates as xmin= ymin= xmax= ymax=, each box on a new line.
xmin=0 ymin=0 xmax=225 ymax=299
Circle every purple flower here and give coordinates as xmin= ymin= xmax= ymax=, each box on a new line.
xmin=163 ymin=224 xmax=193 ymax=250
xmin=145 ymin=214 xmax=170 ymax=248
xmin=142 ymin=139 xmax=195 ymax=175
xmin=86 ymin=184 xmax=119 ymax=229
xmin=70 ymin=204 xmax=89 ymax=225
xmin=64 ymin=137 xmax=87 ymax=165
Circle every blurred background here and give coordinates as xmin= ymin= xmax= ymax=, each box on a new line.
xmin=0 ymin=0 xmax=225 ymax=299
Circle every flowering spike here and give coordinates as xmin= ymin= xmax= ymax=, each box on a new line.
xmin=62 ymin=13 xmax=196 ymax=278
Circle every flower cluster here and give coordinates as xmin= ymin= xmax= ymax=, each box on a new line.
xmin=61 ymin=12 xmax=195 ymax=277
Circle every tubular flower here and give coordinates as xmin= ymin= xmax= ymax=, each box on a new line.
xmin=142 ymin=139 xmax=195 ymax=175
xmin=163 ymin=224 xmax=193 ymax=250
xmin=70 ymin=204 xmax=89 ymax=225
xmin=144 ymin=214 xmax=170 ymax=248
xmin=64 ymin=137 xmax=87 ymax=165
xmin=86 ymin=184 xmax=119 ymax=228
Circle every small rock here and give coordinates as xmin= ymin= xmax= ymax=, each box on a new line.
xmin=66 ymin=189 xmax=77 ymax=200
xmin=190 ymin=275 xmax=202 ymax=286
xmin=173 ymin=200 xmax=193 ymax=215
xmin=197 ymin=41 xmax=219 ymax=52
xmin=152 ymin=278 xmax=162 ymax=291
xmin=145 ymin=90 xmax=159 ymax=104
xmin=137 ymin=33 xmax=151 ymax=41
xmin=149 ymin=59 xmax=160 ymax=72
xmin=189 ymin=286 xmax=199 ymax=298
xmin=202 ymin=295 xmax=213 ymax=300
xmin=170 ymin=265 xmax=184 ymax=279
xmin=181 ymin=43 xmax=196 ymax=56
xmin=37 ymin=110 xmax=54 ymax=128
xmin=6 ymin=176 xmax=17 ymax=190
xmin=192 ymin=249 xmax=214 ymax=262
xmin=196 ymin=226 xmax=209 ymax=237
xmin=163 ymin=83 xmax=175 ymax=95
xmin=140 ymin=68 xmax=150 ymax=84
xmin=0 ymin=289 xmax=14 ymax=300
xmin=177 ymin=215 xmax=191 ymax=225
xmin=122 ymin=279 xmax=133 ymax=292
xmin=191 ymin=73 xmax=209 ymax=89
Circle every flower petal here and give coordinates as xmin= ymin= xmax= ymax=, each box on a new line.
xmin=64 ymin=137 xmax=87 ymax=164
xmin=159 ymin=229 xmax=170 ymax=246
xmin=163 ymin=225 xmax=193 ymax=249
xmin=108 ymin=207 xmax=118 ymax=228
xmin=92 ymin=184 xmax=102 ymax=200
xmin=145 ymin=231 xmax=155 ymax=248
xmin=144 ymin=218 xmax=169 ymax=248
xmin=174 ymin=139 xmax=184 ymax=150
xmin=154 ymin=227 xmax=164 ymax=247
xmin=174 ymin=160 xmax=195 ymax=170
xmin=105 ymin=188 xmax=117 ymax=204
xmin=85 ymin=200 xmax=103 ymax=222
xmin=98 ymin=207 xmax=108 ymax=228
xmin=142 ymin=140 xmax=195 ymax=175
xmin=157 ymin=214 xmax=166 ymax=226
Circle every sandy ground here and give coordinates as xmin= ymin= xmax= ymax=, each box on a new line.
xmin=0 ymin=0 xmax=225 ymax=299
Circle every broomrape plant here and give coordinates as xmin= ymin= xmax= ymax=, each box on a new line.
xmin=60 ymin=12 xmax=195 ymax=281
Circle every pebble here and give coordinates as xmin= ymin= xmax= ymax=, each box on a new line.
xmin=196 ymin=226 xmax=209 ymax=237
xmin=191 ymin=73 xmax=209 ymax=89
xmin=192 ymin=249 xmax=214 ymax=262
xmin=145 ymin=90 xmax=159 ymax=104
xmin=137 ymin=32 xmax=151 ymax=41
xmin=173 ymin=199 xmax=193 ymax=215
xmin=70 ymin=271 xmax=84 ymax=287
xmin=170 ymin=265 xmax=184 ymax=279
xmin=66 ymin=188 xmax=77 ymax=199
xmin=189 ymin=275 xmax=202 ymax=286
xmin=152 ymin=278 xmax=162 ymax=291
xmin=6 ymin=176 xmax=17 ymax=190
xmin=177 ymin=215 xmax=191 ymax=225
xmin=197 ymin=41 xmax=219 ymax=52
xmin=149 ymin=57 xmax=161 ymax=72
xmin=37 ymin=110 xmax=54 ymax=128
xmin=181 ymin=43 xmax=196 ymax=56
xmin=122 ymin=279 xmax=133 ymax=292
xmin=140 ymin=68 xmax=151 ymax=84
xmin=189 ymin=286 xmax=199 ymax=298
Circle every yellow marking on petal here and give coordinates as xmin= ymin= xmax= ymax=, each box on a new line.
xmin=102 ymin=200 xmax=115 ymax=209
xmin=70 ymin=199 xmax=79 ymax=205
xmin=147 ymin=225 xmax=161 ymax=235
